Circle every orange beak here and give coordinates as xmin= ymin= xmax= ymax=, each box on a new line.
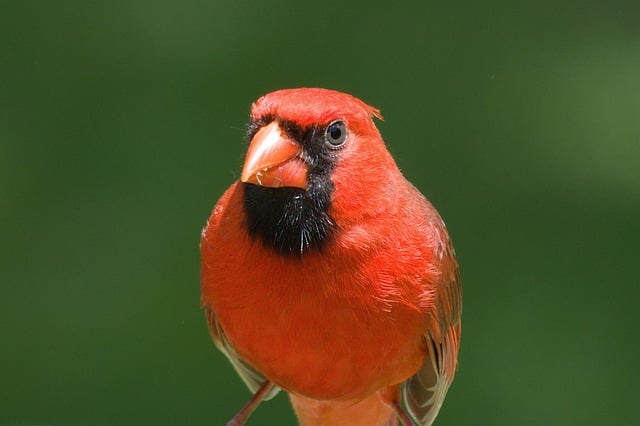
xmin=240 ymin=121 xmax=308 ymax=189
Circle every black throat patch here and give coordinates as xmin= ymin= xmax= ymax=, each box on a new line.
xmin=242 ymin=118 xmax=338 ymax=255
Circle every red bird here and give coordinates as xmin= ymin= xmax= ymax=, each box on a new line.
xmin=200 ymin=88 xmax=461 ymax=426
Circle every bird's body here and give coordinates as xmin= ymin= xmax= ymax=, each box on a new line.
xmin=201 ymin=88 xmax=461 ymax=425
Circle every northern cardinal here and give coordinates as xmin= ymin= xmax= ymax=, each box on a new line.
xmin=200 ymin=88 xmax=461 ymax=426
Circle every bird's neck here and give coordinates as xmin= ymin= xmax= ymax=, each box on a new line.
xmin=242 ymin=182 xmax=335 ymax=256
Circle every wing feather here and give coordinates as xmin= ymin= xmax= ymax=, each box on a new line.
xmin=404 ymin=216 xmax=462 ymax=425
xmin=205 ymin=308 xmax=280 ymax=400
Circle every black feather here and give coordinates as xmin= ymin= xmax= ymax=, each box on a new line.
xmin=242 ymin=118 xmax=339 ymax=256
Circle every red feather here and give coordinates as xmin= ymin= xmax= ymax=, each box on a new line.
xmin=201 ymin=88 xmax=461 ymax=426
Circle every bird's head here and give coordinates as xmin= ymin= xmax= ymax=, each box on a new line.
xmin=240 ymin=88 xmax=399 ymax=255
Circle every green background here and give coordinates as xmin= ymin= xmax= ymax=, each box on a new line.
xmin=2 ymin=1 xmax=639 ymax=425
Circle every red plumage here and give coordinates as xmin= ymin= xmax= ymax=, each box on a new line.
xmin=201 ymin=88 xmax=461 ymax=426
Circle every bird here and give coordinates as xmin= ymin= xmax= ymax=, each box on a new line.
xmin=200 ymin=88 xmax=461 ymax=426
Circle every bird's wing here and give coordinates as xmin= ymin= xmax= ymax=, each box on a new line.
xmin=404 ymin=219 xmax=462 ymax=425
xmin=205 ymin=307 xmax=281 ymax=400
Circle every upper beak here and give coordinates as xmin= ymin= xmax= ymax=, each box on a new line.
xmin=240 ymin=121 xmax=308 ymax=189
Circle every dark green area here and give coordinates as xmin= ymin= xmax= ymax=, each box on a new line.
xmin=1 ymin=1 xmax=638 ymax=425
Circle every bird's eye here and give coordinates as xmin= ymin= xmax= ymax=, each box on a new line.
xmin=324 ymin=121 xmax=347 ymax=148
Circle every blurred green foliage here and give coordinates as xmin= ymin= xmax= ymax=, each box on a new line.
xmin=1 ymin=1 xmax=639 ymax=425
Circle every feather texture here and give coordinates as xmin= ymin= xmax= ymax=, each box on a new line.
xmin=200 ymin=88 xmax=462 ymax=426
xmin=205 ymin=308 xmax=280 ymax=401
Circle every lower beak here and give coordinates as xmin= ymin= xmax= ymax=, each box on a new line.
xmin=240 ymin=121 xmax=308 ymax=189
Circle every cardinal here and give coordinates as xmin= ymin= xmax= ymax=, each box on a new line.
xmin=200 ymin=88 xmax=461 ymax=426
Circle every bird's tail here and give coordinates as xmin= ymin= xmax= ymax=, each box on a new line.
xmin=290 ymin=392 xmax=397 ymax=426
